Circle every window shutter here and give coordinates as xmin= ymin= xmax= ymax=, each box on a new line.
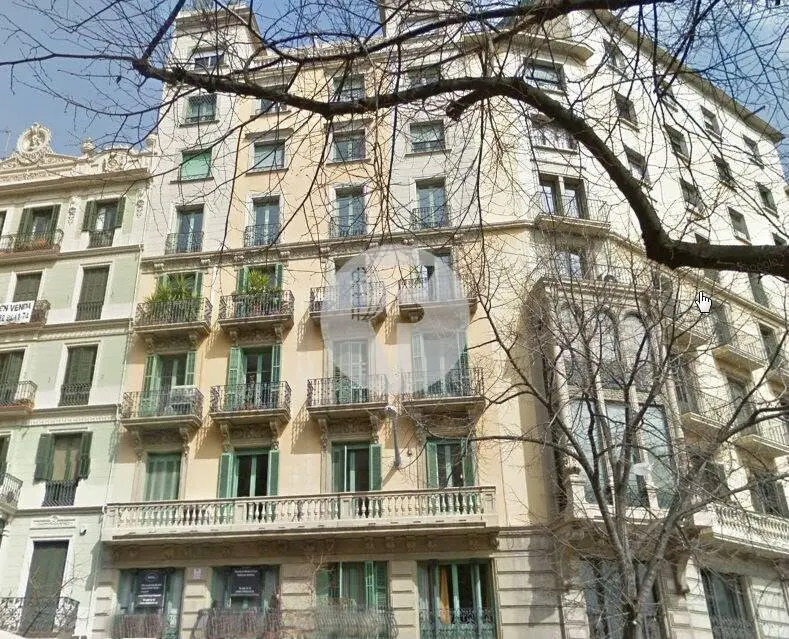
xmin=17 ymin=209 xmax=33 ymax=236
xmin=185 ymin=351 xmax=196 ymax=386
xmin=193 ymin=272 xmax=203 ymax=297
xmin=226 ymin=347 xmax=242 ymax=409
xmin=236 ymin=267 xmax=249 ymax=293
xmin=462 ymin=441 xmax=476 ymax=486
xmin=364 ymin=561 xmax=376 ymax=608
xmin=156 ymin=274 xmax=168 ymax=292
xmin=210 ymin=567 xmax=228 ymax=608
xmin=34 ymin=434 xmax=54 ymax=481
xmin=315 ymin=567 xmax=331 ymax=603
xmin=115 ymin=198 xmax=125 ymax=228
xmin=267 ymin=449 xmax=279 ymax=496
xmin=369 ymin=443 xmax=382 ymax=491
xmin=142 ymin=354 xmax=160 ymax=393
xmin=375 ymin=562 xmax=388 ymax=610
xmin=117 ymin=571 xmax=134 ymax=613
xmin=48 ymin=205 xmax=61 ymax=234
xmin=426 ymin=441 xmax=438 ymax=488
xmin=274 ymin=264 xmax=283 ymax=288
xmin=331 ymin=445 xmax=345 ymax=493
xmin=0 ymin=436 xmax=9 ymax=476
xmin=217 ymin=452 xmax=234 ymax=498
xmin=411 ymin=332 xmax=426 ymax=392
xmin=77 ymin=431 xmax=93 ymax=479
xmin=82 ymin=201 xmax=97 ymax=232
xmin=457 ymin=332 xmax=469 ymax=370
xmin=271 ymin=344 xmax=281 ymax=384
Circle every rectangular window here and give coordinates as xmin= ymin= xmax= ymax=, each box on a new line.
xmin=13 ymin=272 xmax=42 ymax=302
xmin=332 ymin=74 xmax=365 ymax=101
xmin=524 ymin=61 xmax=564 ymax=92
xmin=0 ymin=435 xmax=9 ymax=476
xmin=615 ymin=92 xmax=637 ymax=125
xmin=247 ymin=198 xmax=280 ymax=246
xmin=172 ymin=207 xmax=204 ymax=253
xmin=748 ymin=273 xmax=769 ymax=306
xmin=670 ymin=357 xmax=699 ymax=414
xmin=22 ymin=540 xmax=69 ymax=633
xmin=666 ymin=127 xmax=689 ymax=158
xmin=532 ymin=120 xmax=576 ymax=150
xmin=36 ymin=432 xmax=91 ymax=506
xmin=750 ymin=471 xmax=789 ymax=517
xmin=145 ymin=453 xmax=181 ymax=501
xmin=701 ymin=570 xmax=754 ymax=639
xmin=60 ymin=345 xmax=98 ymax=406
xmin=408 ymin=66 xmax=440 ymax=87
xmin=714 ymin=157 xmax=734 ymax=184
xmin=258 ymin=86 xmax=288 ymax=114
xmin=50 ymin=434 xmax=82 ymax=482
xmin=252 ymin=141 xmax=286 ymax=171
xmin=331 ymin=442 xmax=381 ymax=493
xmin=758 ymin=184 xmax=776 ymax=211
xmin=658 ymin=80 xmax=678 ymax=110
xmin=410 ymin=122 xmax=445 ymax=152
xmin=760 ymin=325 xmax=780 ymax=361
xmin=83 ymin=199 xmax=122 ymax=242
xmin=695 ymin=234 xmax=719 ymax=283
xmin=316 ymin=561 xmax=389 ymax=631
xmin=680 ymin=180 xmax=702 ymax=210
xmin=689 ymin=452 xmax=731 ymax=502
xmin=116 ymin=568 xmax=184 ymax=639
xmin=76 ymin=266 xmax=109 ymax=321
xmin=417 ymin=561 xmax=495 ymax=637
xmin=425 ymin=440 xmax=475 ymax=488
xmin=0 ymin=350 xmax=24 ymax=404
xmin=743 ymin=137 xmax=762 ymax=166
xmin=211 ymin=565 xmax=279 ymax=611
xmin=701 ymin=107 xmax=721 ymax=138
xmin=179 ymin=149 xmax=212 ymax=180
xmin=625 ymin=147 xmax=650 ymax=184
xmin=727 ymin=376 xmax=755 ymax=427
xmin=415 ymin=181 xmax=448 ymax=229
xmin=332 ymin=130 xmax=366 ymax=161
xmin=728 ymin=208 xmax=749 ymax=241
xmin=604 ymin=41 xmax=628 ymax=73
xmin=554 ymin=249 xmax=586 ymax=279
xmin=185 ymin=94 xmax=216 ymax=123
xmin=334 ymin=188 xmax=365 ymax=237
xmin=194 ymin=50 xmax=223 ymax=71
xmin=539 ymin=177 xmax=560 ymax=215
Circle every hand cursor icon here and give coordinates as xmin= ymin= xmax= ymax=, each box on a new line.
xmin=695 ymin=291 xmax=711 ymax=314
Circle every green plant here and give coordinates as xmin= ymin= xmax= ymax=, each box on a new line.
xmin=244 ymin=270 xmax=275 ymax=295
xmin=144 ymin=275 xmax=197 ymax=304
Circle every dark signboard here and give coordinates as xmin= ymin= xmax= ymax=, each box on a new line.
xmin=229 ymin=567 xmax=260 ymax=597
xmin=135 ymin=569 xmax=165 ymax=608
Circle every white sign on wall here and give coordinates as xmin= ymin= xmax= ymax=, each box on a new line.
xmin=0 ymin=301 xmax=34 ymax=325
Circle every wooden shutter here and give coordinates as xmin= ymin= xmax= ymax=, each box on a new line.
xmin=426 ymin=441 xmax=438 ymax=488
xmin=315 ymin=567 xmax=331 ymax=603
xmin=0 ymin=436 xmax=9 ymax=476
xmin=145 ymin=454 xmax=181 ymax=501
xmin=115 ymin=198 xmax=125 ymax=228
xmin=274 ymin=264 xmax=283 ymax=288
xmin=217 ymin=452 xmax=234 ymax=498
xmin=462 ymin=441 xmax=476 ymax=486
xmin=142 ymin=355 xmax=160 ymax=393
xmin=267 ymin=449 xmax=279 ymax=496
xmin=13 ymin=273 xmax=42 ymax=302
xmin=236 ymin=268 xmax=249 ymax=293
xmin=0 ymin=351 xmax=24 ymax=387
xmin=82 ymin=201 xmax=97 ymax=232
xmin=49 ymin=205 xmax=61 ymax=234
xmin=369 ymin=443 xmax=382 ymax=491
xmin=193 ymin=272 xmax=203 ymax=297
xmin=17 ymin=209 xmax=32 ymax=236
xmin=34 ymin=434 xmax=54 ymax=481
xmin=364 ymin=561 xmax=376 ymax=608
xmin=184 ymin=351 xmax=196 ymax=386
xmin=331 ymin=445 xmax=345 ymax=493
xmin=79 ymin=267 xmax=109 ymax=306
xmin=271 ymin=344 xmax=281 ymax=384
xmin=210 ymin=568 xmax=228 ymax=608
xmin=226 ymin=347 xmax=242 ymax=409
xmin=77 ymin=432 xmax=93 ymax=478
xmin=375 ymin=563 xmax=388 ymax=609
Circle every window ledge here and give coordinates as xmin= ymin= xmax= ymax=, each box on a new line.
xmin=532 ymin=144 xmax=579 ymax=155
xmin=247 ymin=166 xmax=288 ymax=175
xmin=619 ymin=118 xmax=639 ymax=131
xmin=326 ymin=158 xmax=369 ymax=165
xmin=762 ymin=206 xmax=779 ymax=217
xmin=171 ymin=176 xmax=214 ymax=184
xmin=405 ymin=148 xmax=451 ymax=158
xmin=256 ymin=109 xmax=291 ymax=116
xmin=180 ymin=119 xmax=219 ymax=128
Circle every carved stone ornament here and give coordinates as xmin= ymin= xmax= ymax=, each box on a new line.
xmin=135 ymin=184 xmax=149 ymax=218
xmin=67 ymin=196 xmax=81 ymax=225
xmin=17 ymin=123 xmax=52 ymax=157
xmin=103 ymin=151 xmax=127 ymax=172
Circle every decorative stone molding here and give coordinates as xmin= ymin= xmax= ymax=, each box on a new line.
xmin=67 ymin=196 xmax=81 ymax=225
xmin=31 ymin=515 xmax=77 ymax=530
xmin=135 ymin=184 xmax=149 ymax=218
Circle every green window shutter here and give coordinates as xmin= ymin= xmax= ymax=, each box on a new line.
xmin=77 ymin=431 xmax=93 ymax=479
xmin=364 ymin=561 xmax=376 ymax=607
xmin=49 ymin=205 xmax=61 ymax=233
xmin=315 ymin=567 xmax=331 ymax=603
xmin=193 ymin=272 xmax=203 ymax=297
xmin=34 ymin=434 xmax=54 ymax=481
xmin=426 ymin=441 xmax=438 ymax=488
xmin=115 ymin=198 xmax=125 ymax=228
xmin=211 ymin=568 xmax=228 ymax=608
xmin=82 ymin=201 xmax=97 ymax=232
xmin=17 ymin=209 xmax=32 ymax=236
xmin=236 ymin=267 xmax=249 ymax=293
xmin=331 ymin=445 xmax=345 ymax=493
xmin=267 ymin=449 xmax=279 ymax=496
xmin=142 ymin=354 xmax=160 ymax=393
xmin=156 ymin=274 xmax=168 ymax=291
xmin=185 ymin=351 xmax=196 ymax=386
xmin=274 ymin=264 xmax=283 ymax=288
xmin=462 ymin=441 xmax=476 ymax=486
xmin=117 ymin=571 xmax=134 ymax=613
xmin=226 ymin=346 xmax=242 ymax=395
xmin=217 ymin=452 xmax=234 ymax=498
xmin=271 ymin=344 xmax=281 ymax=384
xmin=369 ymin=443 xmax=382 ymax=491
xmin=0 ymin=351 xmax=24 ymax=387
xmin=375 ymin=562 xmax=388 ymax=610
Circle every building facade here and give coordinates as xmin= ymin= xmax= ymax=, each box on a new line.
xmin=0 ymin=125 xmax=153 ymax=638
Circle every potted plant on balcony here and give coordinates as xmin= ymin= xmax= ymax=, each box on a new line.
xmin=144 ymin=275 xmax=199 ymax=323
xmin=241 ymin=270 xmax=282 ymax=317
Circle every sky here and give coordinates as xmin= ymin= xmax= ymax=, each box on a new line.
xmin=0 ymin=1 xmax=787 ymax=170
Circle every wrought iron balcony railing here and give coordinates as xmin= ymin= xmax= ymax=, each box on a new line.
xmin=0 ymin=471 xmax=22 ymax=509
xmin=0 ymin=596 xmax=79 ymax=637
xmin=243 ymin=223 xmax=280 ymax=247
xmin=164 ymin=231 xmax=203 ymax=254
xmin=75 ymin=300 xmax=103 ymax=321
xmin=309 ymin=282 xmax=386 ymax=317
xmin=411 ymin=205 xmax=450 ymax=230
xmin=0 ymin=230 xmax=64 ymax=254
xmin=42 ymin=479 xmax=78 ymax=507
xmin=708 ymin=618 xmax=757 ymax=639
xmin=121 ymin=388 xmax=204 ymax=420
xmin=218 ymin=290 xmax=294 ymax=322
xmin=401 ymin=368 xmax=484 ymax=402
xmin=535 ymin=194 xmax=608 ymax=223
xmin=193 ymin=607 xmax=278 ymax=639
xmin=711 ymin=323 xmax=766 ymax=369
xmin=398 ymin=275 xmax=468 ymax=306
xmin=0 ymin=380 xmax=36 ymax=408
xmin=418 ymin=608 xmax=496 ymax=639
xmin=111 ymin=612 xmax=176 ymax=639
xmin=307 ymin=375 xmax=388 ymax=408
xmin=88 ymin=229 xmax=114 ymax=248
xmin=58 ymin=383 xmax=91 ymax=406
xmin=412 ymin=138 xmax=446 ymax=153
xmin=135 ymin=298 xmax=212 ymax=327
xmin=329 ymin=216 xmax=366 ymax=238
xmin=210 ymin=382 xmax=291 ymax=414
xmin=0 ymin=300 xmax=50 ymax=327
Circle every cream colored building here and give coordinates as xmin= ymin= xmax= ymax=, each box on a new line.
xmin=92 ymin=3 xmax=789 ymax=639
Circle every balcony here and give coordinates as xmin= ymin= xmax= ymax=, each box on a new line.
xmin=243 ymin=224 xmax=279 ymax=247
xmin=419 ymin=609 xmax=496 ymax=639
xmin=101 ymin=486 xmax=498 ymax=543
xmin=75 ymin=300 xmax=103 ymax=321
xmin=398 ymin=276 xmax=476 ymax=322
xmin=0 ymin=300 xmax=50 ymax=330
xmin=737 ymin=420 xmax=789 ymax=458
xmin=0 ymin=230 xmax=64 ymax=264
xmin=533 ymin=197 xmax=610 ymax=237
xmin=192 ymin=607 xmax=277 ymax=639
xmin=112 ymin=612 xmax=175 ymax=639
xmin=164 ymin=231 xmax=203 ymax=254
xmin=538 ymin=263 xmax=639 ymax=299
xmin=58 ymin=383 xmax=91 ymax=406
xmin=306 ymin=375 xmax=388 ymax=420
xmin=88 ymin=229 xmax=115 ymax=248
xmin=0 ymin=381 xmax=36 ymax=417
xmin=329 ymin=217 xmax=366 ymax=239
xmin=0 ymin=597 xmax=78 ymax=638
xmin=0 ymin=471 xmax=22 ymax=516
xmin=411 ymin=205 xmax=451 ymax=231
xmin=121 ymin=388 xmax=204 ymax=432
xmin=210 ymin=382 xmax=291 ymax=428
xmin=711 ymin=326 xmax=766 ymax=372
xmin=694 ymin=503 xmax=789 ymax=558
xmin=308 ymin=282 xmax=386 ymax=324
xmin=670 ymin=314 xmax=711 ymax=350
xmin=217 ymin=291 xmax=294 ymax=339
xmin=42 ymin=479 xmax=78 ymax=507
xmin=401 ymin=369 xmax=485 ymax=414
xmin=765 ymin=353 xmax=789 ymax=388
xmin=134 ymin=298 xmax=211 ymax=346
xmin=676 ymin=391 xmax=725 ymax=440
